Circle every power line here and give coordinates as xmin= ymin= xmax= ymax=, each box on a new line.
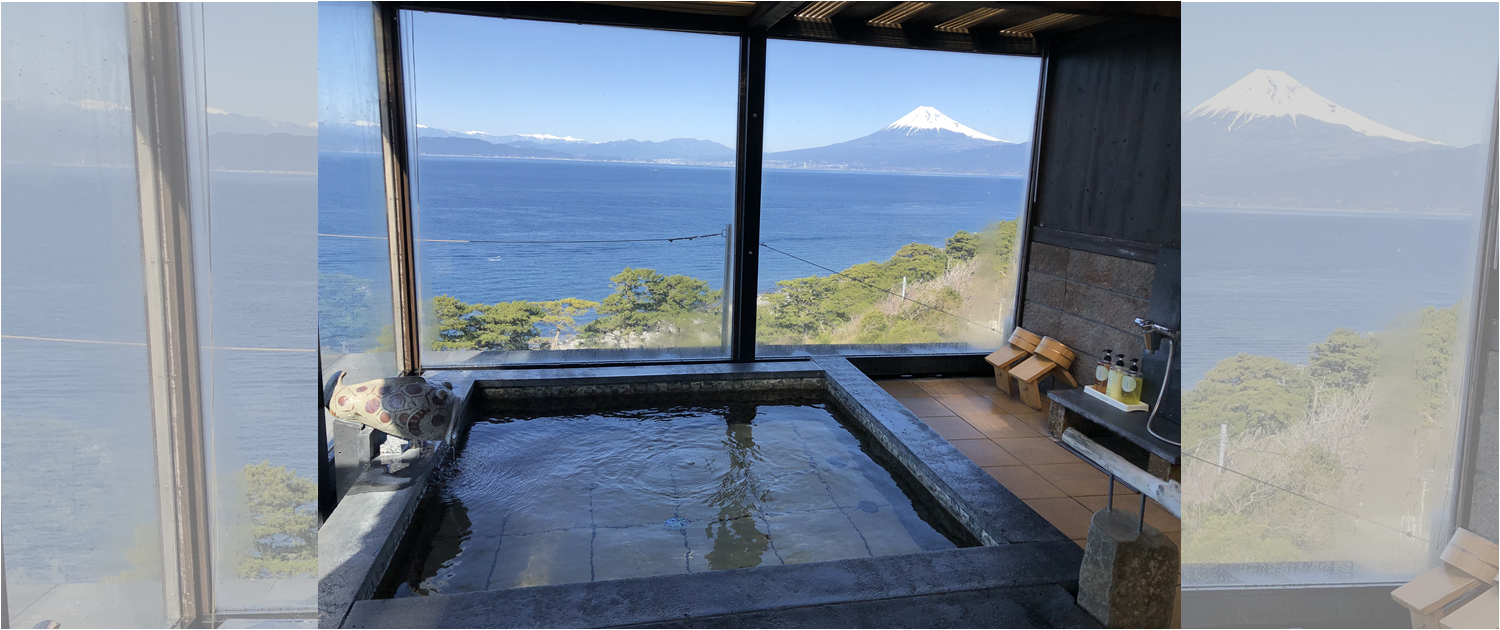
xmin=1181 ymin=451 xmax=1426 ymax=542
xmin=757 ymin=242 xmax=998 ymax=332
xmin=0 ymin=334 xmax=313 ymax=352
xmin=318 ymin=232 xmax=725 ymax=245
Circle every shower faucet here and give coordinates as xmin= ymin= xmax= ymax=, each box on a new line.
xmin=1134 ymin=318 xmax=1177 ymax=353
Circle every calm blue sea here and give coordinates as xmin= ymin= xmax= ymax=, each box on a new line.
xmin=322 ymin=155 xmax=1484 ymax=389
xmin=318 ymin=154 xmax=1026 ymax=348
xmin=2 ymin=164 xmax=315 ymax=582
xmin=1182 ymin=205 xmax=1481 ymax=388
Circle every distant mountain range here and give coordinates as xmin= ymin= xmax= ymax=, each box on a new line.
xmin=1183 ymin=69 xmax=1487 ymax=213
xmin=764 ymin=106 xmax=1031 ymax=175
xmin=320 ymin=106 xmax=1030 ymax=176
xmin=1 ymin=101 xmax=317 ymax=173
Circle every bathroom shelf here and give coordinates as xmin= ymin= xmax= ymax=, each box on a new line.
xmin=1048 ymin=388 xmax=1179 ymax=465
xmin=1083 ymin=386 xmax=1150 ymax=412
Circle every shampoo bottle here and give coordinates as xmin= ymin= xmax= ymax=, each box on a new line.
xmin=1106 ymin=355 xmax=1125 ymax=401
xmin=1094 ymin=349 xmax=1113 ymax=392
xmin=1121 ymin=358 xmax=1143 ymax=405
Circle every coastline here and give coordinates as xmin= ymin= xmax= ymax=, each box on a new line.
xmin=321 ymin=151 xmax=1024 ymax=178
xmin=1183 ymin=203 xmax=1474 ymax=219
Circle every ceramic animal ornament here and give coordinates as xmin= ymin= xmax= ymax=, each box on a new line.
xmin=327 ymin=373 xmax=456 ymax=442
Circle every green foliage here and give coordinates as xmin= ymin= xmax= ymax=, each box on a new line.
xmin=759 ymin=220 xmax=1018 ymax=345
xmin=432 ymin=294 xmax=545 ymax=351
xmin=581 ymin=268 xmax=721 ymax=345
xmin=945 ymin=231 xmax=978 ymax=261
xmin=975 ymin=220 xmax=1019 ymax=277
xmin=1184 ymin=302 xmax=1465 ymax=566
xmin=1182 ymin=354 xmax=1313 ymax=448
xmin=420 ymin=218 xmax=1021 ymax=351
xmin=1410 ymin=304 xmax=1461 ymax=418
xmin=1183 ymin=508 xmax=1303 ymax=564
xmin=238 ymin=462 xmax=317 ymax=579
xmin=536 ymin=298 xmax=600 ymax=350
xmin=1308 ymin=328 xmax=1379 ymax=391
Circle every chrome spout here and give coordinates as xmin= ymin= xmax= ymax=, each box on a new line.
xmin=1134 ymin=318 xmax=1177 ymax=353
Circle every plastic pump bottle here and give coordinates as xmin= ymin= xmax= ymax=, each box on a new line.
xmin=1106 ymin=355 xmax=1126 ymax=401
xmin=1094 ymin=349 xmax=1113 ymax=392
xmin=1121 ymin=358 xmax=1143 ymax=405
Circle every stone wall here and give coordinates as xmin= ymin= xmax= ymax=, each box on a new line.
xmin=1018 ymin=242 xmax=1156 ymax=388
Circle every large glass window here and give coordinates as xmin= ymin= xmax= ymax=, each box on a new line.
xmin=197 ymin=2 xmax=318 ymax=616
xmin=399 ymin=13 xmax=739 ymax=366
xmin=1181 ymin=2 xmax=1498 ymax=590
xmin=3 ymin=4 xmax=319 ymax=625
xmin=1 ymin=5 xmax=169 ymax=626
xmin=754 ymin=41 xmax=1040 ymax=356
xmin=319 ymin=1 xmax=399 ymax=383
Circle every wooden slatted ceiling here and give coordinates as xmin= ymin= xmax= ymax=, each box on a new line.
xmin=867 ymin=1 xmax=931 ymax=27
xmin=933 ymin=7 xmax=1008 ymax=33
xmin=1003 ymin=13 xmax=1100 ymax=34
xmin=794 ymin=1 xmax=848 ymax=21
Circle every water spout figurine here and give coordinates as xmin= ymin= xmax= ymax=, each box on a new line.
xmin=326 ymin=371 xmax=455 ymax=442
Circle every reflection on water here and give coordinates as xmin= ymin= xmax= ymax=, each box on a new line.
xmin=378 ymin=395 xmax=963 ymax=597
xmin=703 ymin=406 xmax=772 ymax=570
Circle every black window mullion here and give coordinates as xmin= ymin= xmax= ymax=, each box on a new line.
xmin=730 ymin=31 xmax=767 ymax=362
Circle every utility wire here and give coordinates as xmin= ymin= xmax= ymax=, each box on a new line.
xmin=1181 ymin=451 xmax=1427 ymax=542
xmin=757 ymin=242 xmax=998 ymax=332
xmin=318 ymin=231 xmax=725 ymax=245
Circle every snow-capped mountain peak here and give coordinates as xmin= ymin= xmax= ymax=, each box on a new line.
xmin=1185 ymin=69 xmax=1442 ymax=145
xmin=515 ymin=133 xmax=588 ymax=143
xmin=884 ymin=106 xmax=1003 ymax=142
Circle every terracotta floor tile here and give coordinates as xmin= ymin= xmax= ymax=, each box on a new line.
xmin=1030 ymin=462 xmax=1111 ymax=496
xmin=1145 ymin=501 xmax=1181 ymax=533
xmin=957 ymin=377 xmax=1003 ymax=396
xmin=950 ymin=439 xmax=1021 ymax=467
xmin=960 ymin=412 xmax=1042 ymax=439
xmin=1022 ymin=497 xmax=1095 ymax=540
xmin=991 ymin=437 xmax=1079 ymax=466
xmin=918 ymin=415 xmax=983 ymax=440
xmin=896 ymin=397 xmax=955 ymax=418
xmin=1013 ymin=412 xmax=1050 ymax=434
xmin=932 ymin=395 xmax=1004 ymax=417
xmin=914 ymin=379 xmax=977 ymax=397
xmin=985 ymin=393 xmax=1042 ymax=415
xmin=1072 ymin=495 xmax=1179 ymax=533
xmin=1072 ymin=480 xmax=1142 ymax=499
xmin=877 ymin=380 xmax=927 ymax=398
xmin=982 ymin=465 xmax=1066 ymax=500
xmin=1073 ymin=493 xmax=1147 ymax=517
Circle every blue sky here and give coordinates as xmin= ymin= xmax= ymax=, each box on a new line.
xmin=204 ymin=2 xmax=317 ymax=125
xmin=766 ymin=40 xmax=1041 ymax=151
xmin=1183 ymin=3 xmax=1498 ymax=147
xmin=393 ymin=11 xmax=1041 ymax=152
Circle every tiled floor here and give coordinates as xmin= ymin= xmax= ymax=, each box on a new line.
xmin=880 ymin=375 xmax=1181 ymax=627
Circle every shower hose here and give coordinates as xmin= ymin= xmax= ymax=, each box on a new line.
xmin=1146 ymin=337 xmax=1181 ymax=446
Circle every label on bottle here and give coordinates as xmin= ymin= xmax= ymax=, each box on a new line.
xmin=1096 ymin=365 xmax=1108 ymax=381
xmin=1122 ymin=376 xmax=1137 ymax=393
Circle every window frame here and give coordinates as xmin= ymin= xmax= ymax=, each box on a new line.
xmin=371 ymin=1 xmax=1051 ymax=375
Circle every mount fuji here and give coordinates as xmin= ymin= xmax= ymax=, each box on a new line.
xmin=1183 ymin=70 xmax=1484 ymax=212
xmin=765 ymin=106 xmax=1031 ymax=175
xmin=320 ymin=107 xmax=1028 ymax=175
